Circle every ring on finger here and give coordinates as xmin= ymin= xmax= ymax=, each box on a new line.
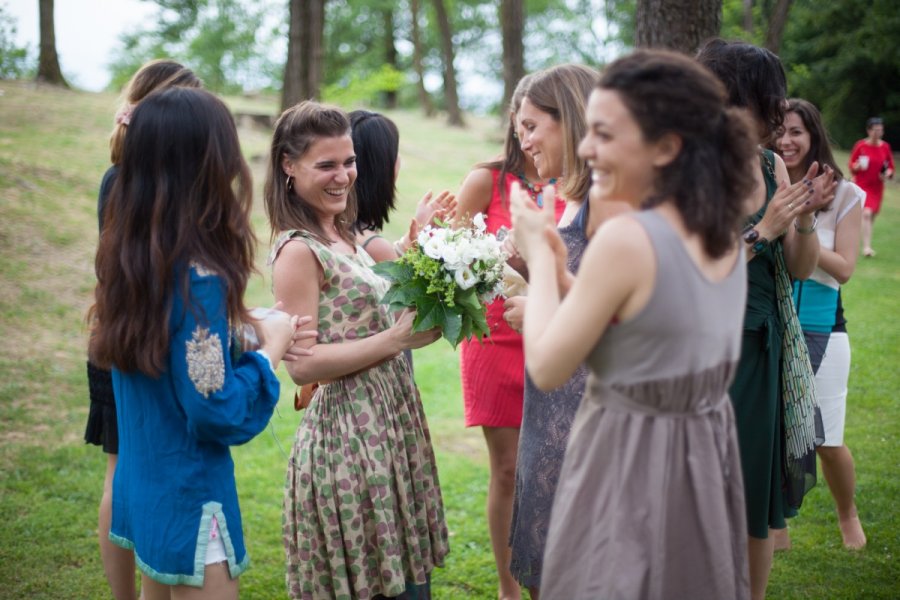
xmin=788 ymin=202 xmax=794 ymax=209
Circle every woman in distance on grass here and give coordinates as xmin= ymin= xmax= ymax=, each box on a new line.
xmin=85 ymin=58 xmax=200 ymax=600
xmin=512 ymin=49 xmax=758 ymax=599
xmin=91 ymin=87 xmax=304 ymax=599
xmin=267 ymin=101 xmax=448 ymax=599
xmin=776 ymin=98 xmax=866 ymax=549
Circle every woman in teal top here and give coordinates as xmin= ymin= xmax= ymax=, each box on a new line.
xmin=778 ymin=98 xmax=867 ymax=549
xmin=90 ymin=88 xmax=305 ymax=598
xmin=698 ymin=39 xmax=833 ymax=600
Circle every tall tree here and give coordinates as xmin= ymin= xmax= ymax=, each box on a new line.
xmin=431 ymin=0 xmax=464 ymax=126
xmin=36 ymin=0 xmax=67 ymax=86
xmin=634 ymin=0 xmax=721 ymax=54
xmin=763 ymin=0 xmax=793 ymax=54
xmin=409 ymin=0 xmax=435 ymax=116
xmin=283 ymin=0 xmax=326 ymax=111
xmin=500 ymin=0 xmax=525 ymax=112
xmin=383 ymin=6 xmax=398 ymax=109
xmin=742 ymin=0 xmax=753 ymax=33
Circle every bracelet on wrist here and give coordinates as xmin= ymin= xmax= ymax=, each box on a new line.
xmin=794 ymin=216 xmax=817 ymax=235
xmin=393 ymin=236 xmax=409 ymax=256
xmin=742 ymin=226 xmax=769 ymax=255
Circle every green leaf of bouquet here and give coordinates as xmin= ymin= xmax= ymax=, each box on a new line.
xmin=381 ymin=277 xmax=429 ymax=307
xmin=454 ymin=287 xmax=483 ymax=314
xmin=460 ymin=314 xmax=473 ymax=340
xmin=442 ymin=311 xmax=463 ymax=348
xmin=413 ymin=296 xmax=447 ymax=331
xmin=371 ymin=260 xmax=413 ymax=282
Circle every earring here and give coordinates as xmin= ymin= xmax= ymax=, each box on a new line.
xmin=285 ymin=174 xmax=293 ymax=191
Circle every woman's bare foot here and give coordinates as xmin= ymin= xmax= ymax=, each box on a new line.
xmin=839 ymin=515 xmax=867 ymax=549
xmin=772 ymin=527 xmax=791 ymax=551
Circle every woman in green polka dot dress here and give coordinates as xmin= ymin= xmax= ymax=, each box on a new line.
xmin=265 ymin=101 xmax=449 ymax=600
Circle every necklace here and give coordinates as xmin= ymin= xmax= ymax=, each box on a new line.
xmin=518 ymin=173 xmax=557 ymax=207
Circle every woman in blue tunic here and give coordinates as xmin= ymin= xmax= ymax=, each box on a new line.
xmin=89 ymin=87 xmax=309 ymax=599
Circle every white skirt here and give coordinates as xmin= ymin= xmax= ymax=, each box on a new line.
xmin=814 ymin=332 xmax=851 ymax=447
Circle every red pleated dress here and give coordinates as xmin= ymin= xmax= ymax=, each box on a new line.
xmin=460 ymin=170 xmax=566 ymax=428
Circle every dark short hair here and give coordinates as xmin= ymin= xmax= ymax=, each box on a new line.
xmin=349 ymin=110 xmax=399 ymax=232
xmin=696 ymin=38 xmax=787 ymax=138
xmin=867 ymin=117 xmax=884 ymax=128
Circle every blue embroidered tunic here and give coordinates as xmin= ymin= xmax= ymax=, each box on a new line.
xmin=109 ymin=264 xmax=280 ymax=586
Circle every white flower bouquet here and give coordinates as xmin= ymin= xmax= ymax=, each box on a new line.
xmin=372 ymin=214 xmax=508 ymax=348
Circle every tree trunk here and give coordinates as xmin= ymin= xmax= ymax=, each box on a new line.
xmin=430 ymin=0 xmax=465 ymax=127
xmin=410 ymin=0 xmax=435 ymax=116
xmin=742 ymin=0 xmax=753 ymax=34
xmin=500 ymin=0 xmax=525 ymax=113
xmin=36 ymin=0 xmax=68 ymax=87
xmin=383 ymin=7 xmax=398 ymax=109
xmin=634 ymin=0 xmax=722 ymax=55
xmin=764 ymin=0 xmax=793 ymax=55
xmin=282 ymin=0 xmax=325 ymax=112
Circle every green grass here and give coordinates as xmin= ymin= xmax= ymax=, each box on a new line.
xmin=1 ymin=80 xmax=898 ymax=598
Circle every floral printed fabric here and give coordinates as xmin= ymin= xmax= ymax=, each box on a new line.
xmin=271 ymin=232 xmax=449 ymax=600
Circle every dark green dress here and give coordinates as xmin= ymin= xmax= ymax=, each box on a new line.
xmin=728 ymin=149 xmax=797 ymax=539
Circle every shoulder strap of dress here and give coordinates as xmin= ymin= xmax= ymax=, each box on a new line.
xmin=267 ymin=229 xmax=324 ymax=266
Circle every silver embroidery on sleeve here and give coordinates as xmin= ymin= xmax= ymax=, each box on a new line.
xmin=186 ymin=327 xmax=225 ymax=397
xmin=190 ymin=261 xmax=217 ymax=277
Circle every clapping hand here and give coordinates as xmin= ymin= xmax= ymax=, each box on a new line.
xmin=759 ymin=162 xmax=829 ymax=238
xmin=415 ymin=190 xmax=457 ymax=228
xmin=510 ymin=181 xmax=556 ymax=263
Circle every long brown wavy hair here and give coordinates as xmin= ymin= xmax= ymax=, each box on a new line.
xmin=90 ymin=87 xmax=255 ymax=376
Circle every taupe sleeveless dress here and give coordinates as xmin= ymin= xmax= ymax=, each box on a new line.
xmin=541 ymin=210 xmax=750 ymax=600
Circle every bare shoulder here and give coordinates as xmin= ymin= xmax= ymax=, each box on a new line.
xmin=272 ymin=238 xmax=322 ymax=282
xmin=584 ymin=213 xmax=655 ymax=277
xmin=360 ymin=234 xmax=396 ymax=263
xmin=456 ymin=167 xmax=496 ymax=217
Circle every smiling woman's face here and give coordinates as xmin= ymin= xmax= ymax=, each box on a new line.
xmin=776 ymin=111 xmax=811 ymax=173
xmin=577 ymin=88 xmax=662 ymax=207
xmin=283 ymin=135 xmax=357 ymax=222
xmin=517 ymin=97 xmax=564 ymax=180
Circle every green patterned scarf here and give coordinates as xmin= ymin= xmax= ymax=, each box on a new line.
xmin=773 ymin=245 xmax=823 ymax=506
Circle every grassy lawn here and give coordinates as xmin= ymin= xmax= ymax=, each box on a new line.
xmin=0 ymin=81 xmax=897 ymax=599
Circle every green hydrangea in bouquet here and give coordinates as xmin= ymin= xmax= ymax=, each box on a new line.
xmin=371 ymin=213 xmax=509 ymax=348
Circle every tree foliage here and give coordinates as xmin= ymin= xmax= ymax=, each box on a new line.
xmin=0 ymin=3 xmax=33 ymax=79
xmin=778 ymin=0 xmax=900 ymax=147
xmin=109 ymin=0 xmax=278 ymax=93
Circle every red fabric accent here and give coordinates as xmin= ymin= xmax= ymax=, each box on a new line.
xmin=459 ymin=170 xmax=566 ymax=428
xmin=850 ymin=140 xmax=894 ymax=214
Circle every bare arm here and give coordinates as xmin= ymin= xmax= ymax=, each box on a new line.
xmin=357 ymin=232 xmax=398 ymax=263
xmin=511 ymin=183 xmax=653 ymax=390
xmin=454 ymin=167 xmax=494 ymax=226
xmin=817 ymin=194 xmax=862 ymax=284
xmin=272 ymin=240 xmax=436 ymax=385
